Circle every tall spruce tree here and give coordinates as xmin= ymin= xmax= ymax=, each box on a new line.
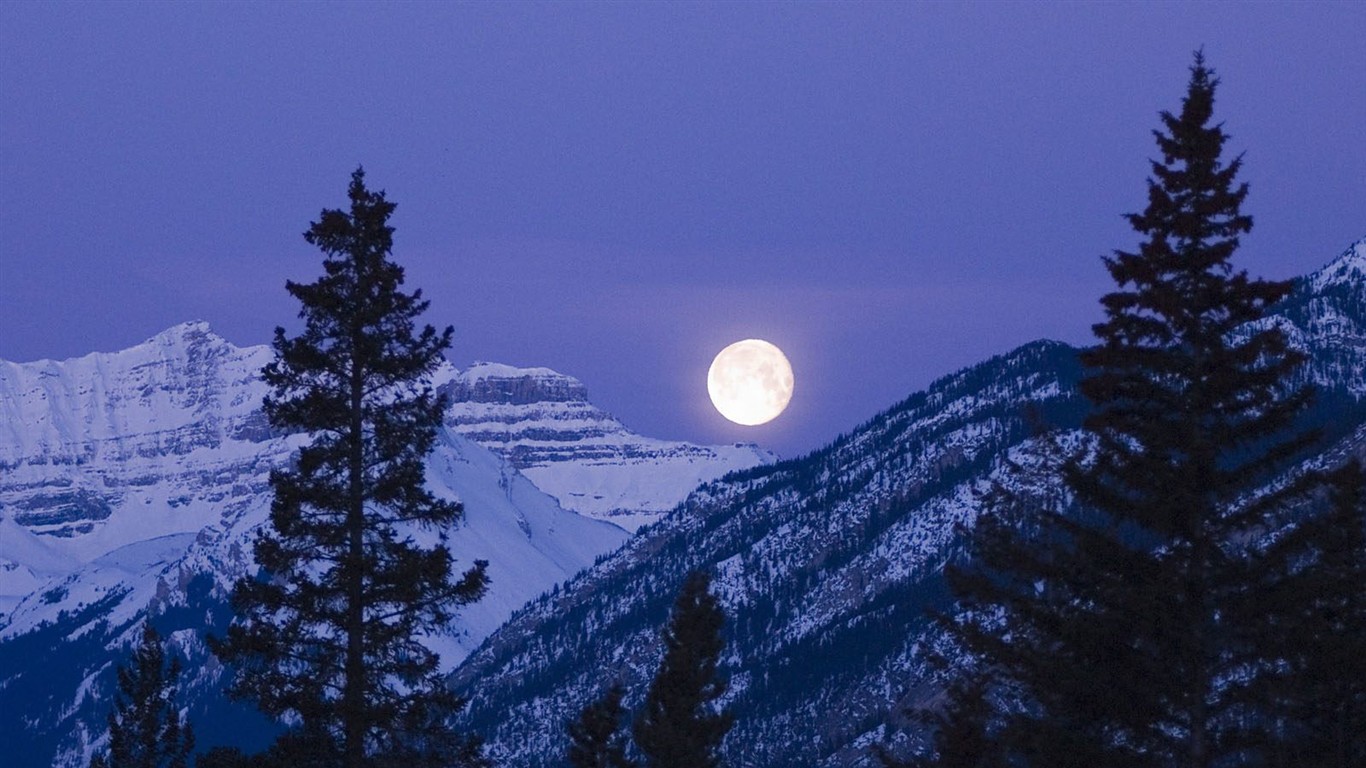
xmin=211 ymin=168 xmax=489 ymax=768
xmin=633 ymin=571 xmax=733 ymax=768
xmin=566 ymin=683 xmax=636 ymax=768
xmin=92 ymin=624 xmax=194 ymax=768
xmin=932 ymin=52 xmax=1314 ymax=768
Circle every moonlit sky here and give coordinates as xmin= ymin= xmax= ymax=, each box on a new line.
xmin=2 ymin=3 xmax=1363 ymax=458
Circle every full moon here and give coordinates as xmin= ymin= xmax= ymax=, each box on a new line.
xmin=707 ymin=339 xmax=794 ymax=426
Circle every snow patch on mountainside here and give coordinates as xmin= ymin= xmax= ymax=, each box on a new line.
xmin=0 ymin=515 xmax=78 ymax=612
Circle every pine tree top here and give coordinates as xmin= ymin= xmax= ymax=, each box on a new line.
xmin=634 ymin=570 xmax=732 ymax=768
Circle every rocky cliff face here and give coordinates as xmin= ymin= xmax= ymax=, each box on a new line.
xmin=445 ymin=362 xmax=590 ymax=405
xmin=0 ymin=322 xmax=279 ymax=610
xmin=444 ymin=362 xmax=775 ymax=532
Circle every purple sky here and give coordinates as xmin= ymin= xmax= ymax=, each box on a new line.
xmin=2 ymin=3 xmax=1363 ymax=458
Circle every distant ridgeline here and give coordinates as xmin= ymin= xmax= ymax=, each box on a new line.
xmin=0 ymin=239 xmax=1362 ymax=766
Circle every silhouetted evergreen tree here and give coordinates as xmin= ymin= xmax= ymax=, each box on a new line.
xmin=934 ymin=52 xmax=1315 ymax=768
xmin=567 ymin=683 xmax=635 ymax=768
xmin=634 ymin=571 xmax=732 ymax=768
xmin=91 ymin=624 xmax=193 ymax=768
xmin=210 ymin=168 xmax=489 ymax=768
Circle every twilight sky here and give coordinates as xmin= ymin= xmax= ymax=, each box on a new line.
xmin=2 ymin=2 xmax=1363 ymax=458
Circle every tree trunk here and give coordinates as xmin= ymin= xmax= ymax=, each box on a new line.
xmin=345 ymin=343 xmax=366 ymax=768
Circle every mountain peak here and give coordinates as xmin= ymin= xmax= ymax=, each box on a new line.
xmin=1307 ymin=236 xmax=1366 ymax=291
xmin=151 ymin=319 xmax=215 ymax=341
xmin=3 ymin=321 xmax=225 ymax=367
xmin=461 ymin=362 xmax=573 ymax=381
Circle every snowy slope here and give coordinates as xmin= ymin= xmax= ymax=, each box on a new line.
xmin=1307 ymin=237 xmax=1366 ymax=292
xmin=0 ymin=322 xmax=766 ymax=618
xmin=0 ymin=423 xmax=626 ymax=651
xmin=0 ymin=515 xmax=78 ymax=612
xmin=452 ymin=339 xmax=1091 ymax=767
xmin=444 ymin=362 xmax=774 ymax=531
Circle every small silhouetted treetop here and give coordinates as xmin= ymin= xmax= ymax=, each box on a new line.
xmin=567 ymin=682 xmax=636 ymax=768
xmin=634 ymin=571 xmax=733 ymax=768
xmin=210 ymin=168 xmax=489 ymax=768
xmin=91 ymin=623 xmax=193 ymax=768
xmin=1081 ymin=51 xmax=1311 ymax=505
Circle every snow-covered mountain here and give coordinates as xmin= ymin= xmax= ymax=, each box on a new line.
xmin=443 ymin=362 xmax=774 ymax=531
xmin=2 ymin=238 xmax=1359 ymax=766
xmin=0 ymin=322 xmax=278 ymax=612
xmin=0 ymin=324 xmax=632 ymax=629
xmin=449 ymin=238 xmax=1366 ymax=767
xmin=0 ymin=322 xmax=760 ymax=765
xmin=0 ymin=326 xmax=769 ymax=593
